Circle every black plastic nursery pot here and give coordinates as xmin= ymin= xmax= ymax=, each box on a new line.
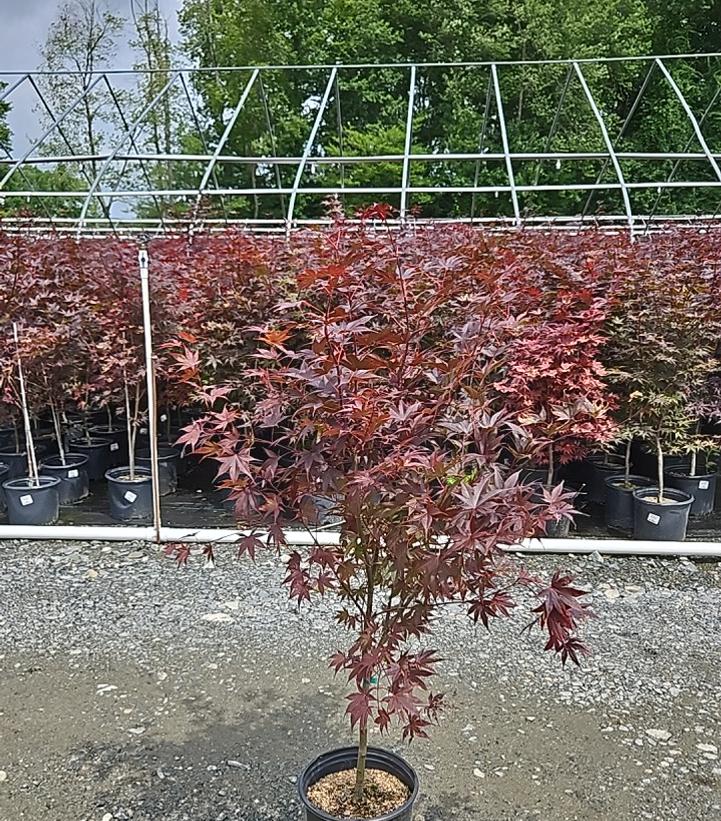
xmin=2 ymin=476 xmax=61 ymax=525
xmin=298 ymin=747 xmax=419 ymax=821
xmin=39 ymin=454 xmax=90 ymax=505
xmin=632 ymin=442 xmax=703 ymax=480
xmin=585 ymin=453 xmax=626 ymax=505
xmin=0 ymin=450 xmax=29 ymax=480
xmin=68 ymin=438 xmax=111 ymax=481
xmin=518 ymin=465 xmax=552 ymax=485
xmin=90 ymin=425 xmax=128 ymax=467
xmin=605 ymin=475 xmax=655 ymax=533
xmin=0 ymin=427 xmax=14 ymax=450
xmin=136 ymin=447 xmax=179 ymax=496
xmin=633 ymin=487 xmax=694 ymax=541
xmin=0 ymin=463 xmax=8 ymax=514
xmin=665 ymin=471 xmax=717 ymax=517
xmin=105 ymin=466 xmax=153 ymax=521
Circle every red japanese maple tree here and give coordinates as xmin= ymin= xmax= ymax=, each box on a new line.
xmin=169 ymin=211 xmax=591 ymax=801
xmin=496 ymin=286 xmax=617 ymax=485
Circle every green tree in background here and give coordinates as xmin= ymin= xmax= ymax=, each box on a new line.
xmin=178 ymin=0 xmax=721 ymax=221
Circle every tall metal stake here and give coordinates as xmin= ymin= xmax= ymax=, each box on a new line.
xmin=138 ymin=248 xmax=162 ymax=542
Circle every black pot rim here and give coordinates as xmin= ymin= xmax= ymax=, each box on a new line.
xmin=68 ymin=438 xmax=111 ymax=449
xmin=2 ymin=475 xmax=61 ymax=491
xmin=136 ymin=448 xmax=179 ymax=461
xmin=105 ymin=466 xmax=152 ymax=484
xmin=665 ymin=470 xmax=716 ymax=481
xmin=0 ymin=450 xmax=27 ymax=457
xmin=89 ymin=425 xmax=124 ymax=434
xmin=605 ymin=474 xmax=654 ymax=490
xmin=586 ymin=452 xmax=625 ymax=466
xmin=0 ymin=463 xmax=8 ymax=474
xmin=40 ymin=453 xmax=89 ymax=469
xmin=632 ymin=486 xmax=694 ymax=507
xmin=298 ymin=746 xmax=419 ymax=821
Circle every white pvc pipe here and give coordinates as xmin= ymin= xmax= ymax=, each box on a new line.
xmin=0 ymin=524 xmax=718 ymax=556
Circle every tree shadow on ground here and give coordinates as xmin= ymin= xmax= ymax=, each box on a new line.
xmin=67 ymin=686 xmax=477 ymax=821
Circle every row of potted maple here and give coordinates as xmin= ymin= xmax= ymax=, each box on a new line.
xmin=1 ymin=224 xmax=721 ymax=542
xmin=0 ymin=405 xmax=183 ymax=524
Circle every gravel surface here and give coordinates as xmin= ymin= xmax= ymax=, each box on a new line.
xmin=0 ymin=540 xmax=720 ymax=821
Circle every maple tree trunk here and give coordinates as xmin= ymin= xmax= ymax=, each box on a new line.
xmin=624 ymin=439 xmax=632 ymax=482
xmin=546 ymin=444 xmax=554 ymax=486
xmin=354 ymin=722 xmax=369 ymax=802
xmin=690 ymin=450 xmax=697 ymax=477
xmin=124 ymin=378 xmax=135 ymax=480
xmin=49 ymin=399 xmax=66 ymax=466
xmin=13 ymin=324 xmax=39 ymax=485
xmin=656 ymin=436 xmax=664 ymax=501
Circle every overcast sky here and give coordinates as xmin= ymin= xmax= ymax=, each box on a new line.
xmin=0 ymin=0 xmax=182 ymax=150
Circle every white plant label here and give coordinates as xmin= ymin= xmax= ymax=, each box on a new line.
xmin=110 ymin=443 xmax=119 ymax=452
xmin=160 ymin=414 xmax=167 ymax=422
xmin=646 ymin=513 xmax=660 ymax=525
xmin=67 ymin=469 xmax=79 ymax=478
xmin=699 ymin=480 xmax=710 ymax=490
xmin=124 ymin=491 xmax=138 ymax=503
xmin=140 ymin=428 xmax=148 ymax=435
xmin=19 ymin=494 xmax=33 ymax=506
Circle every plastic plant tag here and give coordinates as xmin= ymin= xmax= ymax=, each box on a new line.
xmin=140 ymin=428 xmax=148 ymax=435
xmin=646 ymin=513 xmax=660 ymax=525
xmin=699 ymin=480 xmax=710 ymax=490
xmin=67 ymin=469 xmax=79 ymax=478
xmin=124 ymin=490 xmax=138 ymax=503
xmin=160 ymin=414 xmax=167 ymax=422
xmin=20 ymin=494 xmax=33 ymax=506
xmin=110 ymin=443 xmax=119 ymax=452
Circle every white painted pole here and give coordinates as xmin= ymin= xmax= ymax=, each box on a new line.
xmin=138 ymin=248 xmax=162 ymax=542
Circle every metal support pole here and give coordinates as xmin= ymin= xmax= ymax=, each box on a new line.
xmin=286 ymin=66 xmax=337 ymax=234
xmin=646 ymin=85 xmax=721 ymax=230
xmin=76 ymin=72 xmax=181 ymax=235
xmin=491 ymin=63 xmax=521 ymax=226
xmin=138 ymin=248 xmax=162 ymax=543
xmin=400 ymin=65 xmax=417 ymax=220
xmin=195 ymin=68 xmax=260 ymax=210
xmin=573 ymin=61 xmax=635 ymax=237
xmin=471 ymin=73 xmax=493 ymax=220
xmin=581 ymin=61 xmax=656 ymax=218
xmin=655 ymin=57 xmax=721 ymax=183
xmin=179 ymin=72 xmax=228 ymax=221
xmin=532 ymin=64 xmax=573 ymax=188
xmin=0 ymin=74 xmax=105 ymax=190
xmin=258 ymin=73 xmax=287 ymax=214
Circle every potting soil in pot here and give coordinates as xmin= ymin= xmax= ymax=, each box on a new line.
xmin=307 ymin=768 xmax=409 ymax=819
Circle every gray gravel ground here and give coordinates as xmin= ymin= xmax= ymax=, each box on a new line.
xmin=0 ymin=540 xmax=719 ymax=821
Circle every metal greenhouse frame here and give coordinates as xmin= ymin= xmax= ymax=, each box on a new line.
xmin=3 ymin=54 xmax=721 ymax=236
xmin=1 ymin=54 xmax=721 ymax=555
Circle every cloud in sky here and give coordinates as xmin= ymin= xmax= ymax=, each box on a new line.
xmin=0 ymin=0 xmax=182 ymax=150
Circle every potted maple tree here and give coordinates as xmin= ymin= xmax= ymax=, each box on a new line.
xmin=603 ymin=258 xmax=718 ymax=540
xmin=495 ymin=291 xmax=616 ymax=531
xmin=169 ymin=214 xmax=591 ymax=820
xmin=665 ymin=428 xmax=719 ymax=517
xmin=34 ymin=326 xmax=91 ymax=506
xmin=603 ymin=425 xmax=653 ymax=533
xmin=1 ymin=324 xmax=61 ymax=525
xmin=102 ymin=354 xmax=153 ymax=522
